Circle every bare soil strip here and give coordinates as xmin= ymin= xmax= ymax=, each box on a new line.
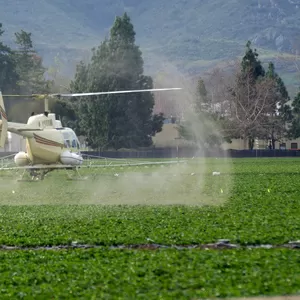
xmin=222 ymin=297 xmax=300 ymax=300
xmin=0 ymin=241 xmax=299 ymax=250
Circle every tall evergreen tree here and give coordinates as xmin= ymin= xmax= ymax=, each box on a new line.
xmin=229 ymin=41 xmax=266 ymax=149
xmin=71 ymin=13 xmax=163 ymax=150
xmin=241 ymin=41 xmax=265 ymax=80
xmin=265 ymin=62 xmax=289 ymax=102
xmin=14 ymin=30 xmax=50 ymax=93
xmin=194 ymin=77 xmax=208 ymax=112
xmin=263 ymin=62 xmax=291 ymax=148
xmin=0 ymin=23 xmax=18 ymax=95
xmin=7 ymin=30 xmax=52 ymax=121
xmin=289 ymin=91 xmax=300 ymax=139
xmin=232 ymin=41 xmax=266 ymax=149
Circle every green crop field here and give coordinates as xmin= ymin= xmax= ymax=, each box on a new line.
xmin=0 ymin=157 xmax=299 ymax=299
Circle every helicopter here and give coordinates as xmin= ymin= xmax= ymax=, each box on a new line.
xmin=0 ymin=88 xmax=182 ymax=181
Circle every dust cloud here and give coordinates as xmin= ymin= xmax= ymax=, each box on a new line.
xmin=71 ymin=59 xmax=233 ymax=206
xmin=0 ymin=59 xmax=232 ymax=206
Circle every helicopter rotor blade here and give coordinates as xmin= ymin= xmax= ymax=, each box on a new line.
xmin=52 ymin=88 xmax=182 ymax=98
xmin=2 ymin=94 xmax=48 ymax=99
xmin=2 ymin=88 xmax=182 ymax=99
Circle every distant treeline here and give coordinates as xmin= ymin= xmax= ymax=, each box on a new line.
xmin=2 ymin=14 xmax=300 ymax=153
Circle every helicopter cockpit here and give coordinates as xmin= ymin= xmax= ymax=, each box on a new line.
xmin=61 ymin=128 xmax=80 ymax=151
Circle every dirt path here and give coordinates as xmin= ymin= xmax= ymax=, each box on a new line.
xmin=225 ymin=297 xmax=300 ymax=300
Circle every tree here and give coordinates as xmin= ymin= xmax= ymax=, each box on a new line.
xmin=14 ymin=30 xmax=51 ymax=94
xmin=151 ymin=112 xmax=165 ymax=136
xmin=224 ymin=65 xmax=278 ymax=149
xmin=178 ymin=42 xmax=292 ymax=150
xmin=70 ymin=13 xmax=164 ymax=150
xmin=263 ymin=62 xmax=291 ymax=148
xmin=0 ymin=23 xmax=19 ymax=95
xmin=178 ymin=76 xmax=231 ymax=149
xmin=70 ymin=42 xmax=113 ymax=149
xmin=288 ymin=92 xmax=300 ymax=139
xmin=49 ymin=99 xmax=78 ymax=128
xmin=7 ymin=30 xmax=52 ymax=121
xmin=241 ymin=41 xmax=265 ymax=80
xmin=218 ymin=59 xmax=292 ymax=150
xmin=194 ymin=77 xmax=208 ymax=112
xmin=47 ymin=53 xmax=71 ymax=92
xmin=218 ymin=43 xmax=292 ymax=150
xmin=239 ymin=41 xmax=266 ymax=149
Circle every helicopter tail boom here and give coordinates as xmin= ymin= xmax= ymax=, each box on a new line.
xmin=0 ymin=92 xmax=8 ymax=147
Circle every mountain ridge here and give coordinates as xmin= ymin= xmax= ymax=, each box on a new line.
xmin=1 ymin=0 xmax=300 ymax=93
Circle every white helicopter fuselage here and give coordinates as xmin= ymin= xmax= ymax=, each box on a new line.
xmin=9 ymin=113 xmax=83 ymax=167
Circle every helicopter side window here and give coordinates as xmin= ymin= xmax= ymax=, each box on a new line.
xmin=62 ymin=129 xmax=80 ymax=149
xmin=69 ymin=131 xmax=80 ymax=149
xmin=72 ymin=139 xmax=80 ymax=149
xmin=62 ymin=132 xmax=70 ymax=148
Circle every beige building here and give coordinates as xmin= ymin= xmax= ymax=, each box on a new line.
xmin=0 ymin=133 xmax=25 ymax=153
xmin=152 ymin=124 xmax=300 ymax=150
xmin=220 ymin=138 xmax=300 ymax=150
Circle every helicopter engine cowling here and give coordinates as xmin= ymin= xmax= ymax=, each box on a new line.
xmin=14 ymin=151 xmax=30 ymax=166
xmin=60 ymin=150 xmax=83 ymax=166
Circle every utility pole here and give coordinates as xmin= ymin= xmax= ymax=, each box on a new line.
xmin=255 ymin=137 xmax=259 ymax=158
xmin=175 ymin=137 xmax=183 ymax=161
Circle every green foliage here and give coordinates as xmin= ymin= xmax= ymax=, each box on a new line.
xmin=289 ymin=91 xmax=300 ymax=138
xmin=241 ymin=41 xmax=265 ymax=80
xmin=0 ymin=249 xmax=299 ymax=298
xmin=223 ymin=43 xmax=291 ymax=149
xmin=266 ymin=62 xmax=290 ymax=106
xmin=0 ymin=25 xmax=53 ymax=121
xmin=151 ymin=112 xmax=165 ymax=136
xmin=196 ymin=78 xmax=207 ymax=101
xmin=5 ymin=29 xmax=52 ymax=121
xmin=0 ymin=158 xmax=300 ymax=245
xmin=194 ymin=77 xmax=208 ymax=112
xmin=13 ymin=30 xmax=51 ymax=94
xmin=262 ymin=62 xmax=292 ymax=148
xmin=178 ymin=76 xmax=232 ymax=148
xmin=71 ymin=13 xmax=163 ymax=150
xmin=0 ymin=23 xmax=19 ymax=94
xmin=49 ymin=99 xmax=79 ymax=130
xmin=0 ymin=158 xmax=299 ymax=297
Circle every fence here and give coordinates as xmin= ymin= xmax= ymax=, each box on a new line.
xmin=2 ymin=148 xmax=300 ymax=159
xmin=81 ymin=148 xmax=300 ymax=159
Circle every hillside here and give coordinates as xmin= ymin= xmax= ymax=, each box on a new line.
xmin=1 ymin=0 xmax=300 ymax=93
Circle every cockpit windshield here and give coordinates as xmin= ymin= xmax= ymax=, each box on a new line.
xmin=62 ymin=129 xmax=80 ymax=149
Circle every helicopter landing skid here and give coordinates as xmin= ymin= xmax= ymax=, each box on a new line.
xmin=14 ymin=166 xmax=87 ymax=182
xmin=65 ymin=167 xmax=87 ymax=181
xmin=17 ymin=168 xmax=54 ymax=182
